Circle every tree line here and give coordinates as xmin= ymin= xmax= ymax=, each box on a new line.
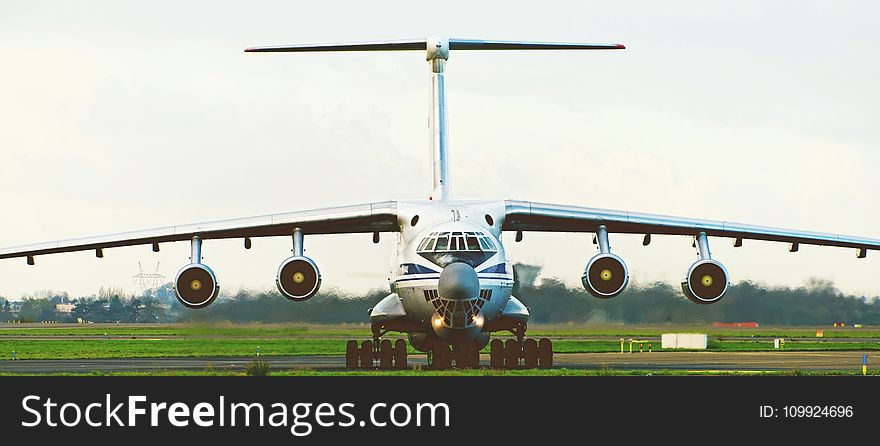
xmin=2 ymin=264 xmax=880 ymax=325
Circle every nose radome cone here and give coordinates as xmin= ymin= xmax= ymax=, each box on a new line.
xmin=438 ymin=262 xmax=479 ymax=300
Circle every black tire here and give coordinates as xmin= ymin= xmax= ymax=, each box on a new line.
xmin=523 ymin=338 xmax=539 ymax=369
xmin=538 ymin=338 xmax=553 ymax=368
xmin=504 ymin=339 xmax=520 ymax=369
xmin=345 ymin=340 xmax=358 ymax=369
xmin=452 ymin=344 xmax=479 ymax=369
xmin=359 ymin=340 xmax=373 ymax=369
xmin=452 ymin=345 xmax=465 ymax=369
xmin=489 ymin=338 xmax=504 ymax=369
xmin=469 ymin=343 xmax=481 ymax=368
xmin=431 ymin=344 xmax=452 ymax=370
xmin=379 ymin=339 xmax=393 ymax=369
xmin=393 ymin=339 xmax=408 ymax=369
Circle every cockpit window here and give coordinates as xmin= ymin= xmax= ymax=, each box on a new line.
xmin=417 ymin=231 xmax=497 ymax=253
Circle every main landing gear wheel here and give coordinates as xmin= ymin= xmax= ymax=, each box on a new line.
xmin=504 ymin=339 xmax=520 ymax=369
xmin=345 ymin=340 xmax=359 ymax=369
xmin=468 ymin=344 xmax=480 ymax=368
xmin=487 ymin=338 xmax=553 ymax=370
xmin=379 ymin=339 xmax=393 ymax=369
xmin=538 ymin=338 xmax=553 ymax=368
xmin=452 ymin=345 xmax=465 ymax=369
xmin=429 ymin=344 xmax=452 ymax=370
xmin=359 ymin=340 xmax=373 ymax=370
xmin=489 ymin=339 xmax=504 ymax=369
xmin=523 ymin=338 xmax=539 ymax=369
xmin=393 ymin=339 xmax=408 ymax=369
xmin=452 ymin=344 xmax=480 ymax=369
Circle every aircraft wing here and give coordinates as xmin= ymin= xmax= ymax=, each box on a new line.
xmin=0 ymin=201 xmax=398 ymax=261
xmin=503 ymin=200 xmax=880 ymax=255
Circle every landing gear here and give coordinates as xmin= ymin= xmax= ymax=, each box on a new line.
xmin=345 ymin=338 xmax=410 ymax=369
xmin=489 ymin=339 xmax=504 ymax=368
xmin=488 ymin=337 xmax=554 ymax=369
xmin=344 ymin=331 xmax=552 ymax=370
xmin=345 ymin=340 xmax=359 ymax=369
xmin=429 ymin=343 xmax=453 ymax=369
xmin=523 ymin=338 xmax=538 ymax=369
xmin=504 ymin=339 xmax=520 ymax=369
xmin=393 ymin=339 xmax=408 ymax=369
xmin=538 ymin=338 xmax=553 ymax=368
xmin=359 ymin=339 xmax=373 ymax=369
xmin=379 ymin=339 xmax=393 ymax=369
xmin=452 ymin=343 xmax=481 ymax=369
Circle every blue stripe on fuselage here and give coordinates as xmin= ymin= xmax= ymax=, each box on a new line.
xmin=399 ymin=263 xmax=440 ymax=275
xmin=477 ymin=263 xmax=507 ymax=274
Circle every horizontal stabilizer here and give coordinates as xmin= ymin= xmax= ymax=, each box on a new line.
xmin=245 ymin=38 xmax=624 ymax=53
xmin=448 ymin=39 xmax=624 ymax=50
xmin=245 ymin=39 xmax=427 ymax=53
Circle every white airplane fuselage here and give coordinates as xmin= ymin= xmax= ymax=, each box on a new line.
xmin=374 ymin=200 xmax=521 ymax=346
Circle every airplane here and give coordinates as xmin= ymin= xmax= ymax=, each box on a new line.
xmin=3 ymin=37 xmax=880 ymax=370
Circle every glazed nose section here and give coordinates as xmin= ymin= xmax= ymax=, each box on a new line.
xmin=438 ymin=262 xmax=479 ymax=300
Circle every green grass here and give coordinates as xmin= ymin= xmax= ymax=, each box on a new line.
xmin=0 ymin=338 xmax=327 ymax=359
xmin=0 ymin=367 xmax=877 ymax=377
xmin=1 ymin=337 xmax=877 ymax=360
xmin=3 ymin=322 xmax=879 ymax=339
xmin=0 ymin=322 xmax=877 ymax=361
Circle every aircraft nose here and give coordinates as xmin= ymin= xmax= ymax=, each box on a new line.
xmin=438 ymin=262 xmax=479 ymax=300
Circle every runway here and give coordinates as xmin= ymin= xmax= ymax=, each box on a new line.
xmin=0 ymin=351 xmax=875 ymax=373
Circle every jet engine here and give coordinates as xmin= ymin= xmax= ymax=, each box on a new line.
xmin=276 ymin=256 xmax=322 ymax=301
xmin=582 ymin=253 xmax=629 ymax=298
xmin=681 ymin=259 xmax=729 ymax=304
xmin=174 ymin=263 xmax=219 ymax=308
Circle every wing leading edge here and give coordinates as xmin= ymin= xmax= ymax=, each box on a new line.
xmin=0 ymin=201 xmax=399 ymax=260
xmin=503 ymin=200 xmax=880 ymax=254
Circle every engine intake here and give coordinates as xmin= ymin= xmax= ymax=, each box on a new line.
xmin=681 ymin=259 xmax=729 ymax=304
xmin=582 ymin=253 xmax=629 ymax=298
xmin=174 ymin=264 xmax=219 ymax=308
xmin=277 ymin=256 xmax=321 ymax=301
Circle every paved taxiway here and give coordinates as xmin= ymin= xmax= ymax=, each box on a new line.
xmin=0 ymin=351 xmax=875 ymax=373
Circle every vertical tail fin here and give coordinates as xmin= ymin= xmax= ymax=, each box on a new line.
xmin=246 ymin=37 xmax=625 ymax=200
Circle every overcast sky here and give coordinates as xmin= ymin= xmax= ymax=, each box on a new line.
xmin=1 ymin=1 xmax=879 ymax=300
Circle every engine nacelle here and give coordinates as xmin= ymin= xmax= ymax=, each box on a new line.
xmin=681 ymin=259 xmax=729 ymax=304
xmin=276 ymin=256 xmax=321 ymax=301
xmin=582 ymin=253 xmax=629 ymax=298
xmin=174 ymin=263 xmax=219 ymax=308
